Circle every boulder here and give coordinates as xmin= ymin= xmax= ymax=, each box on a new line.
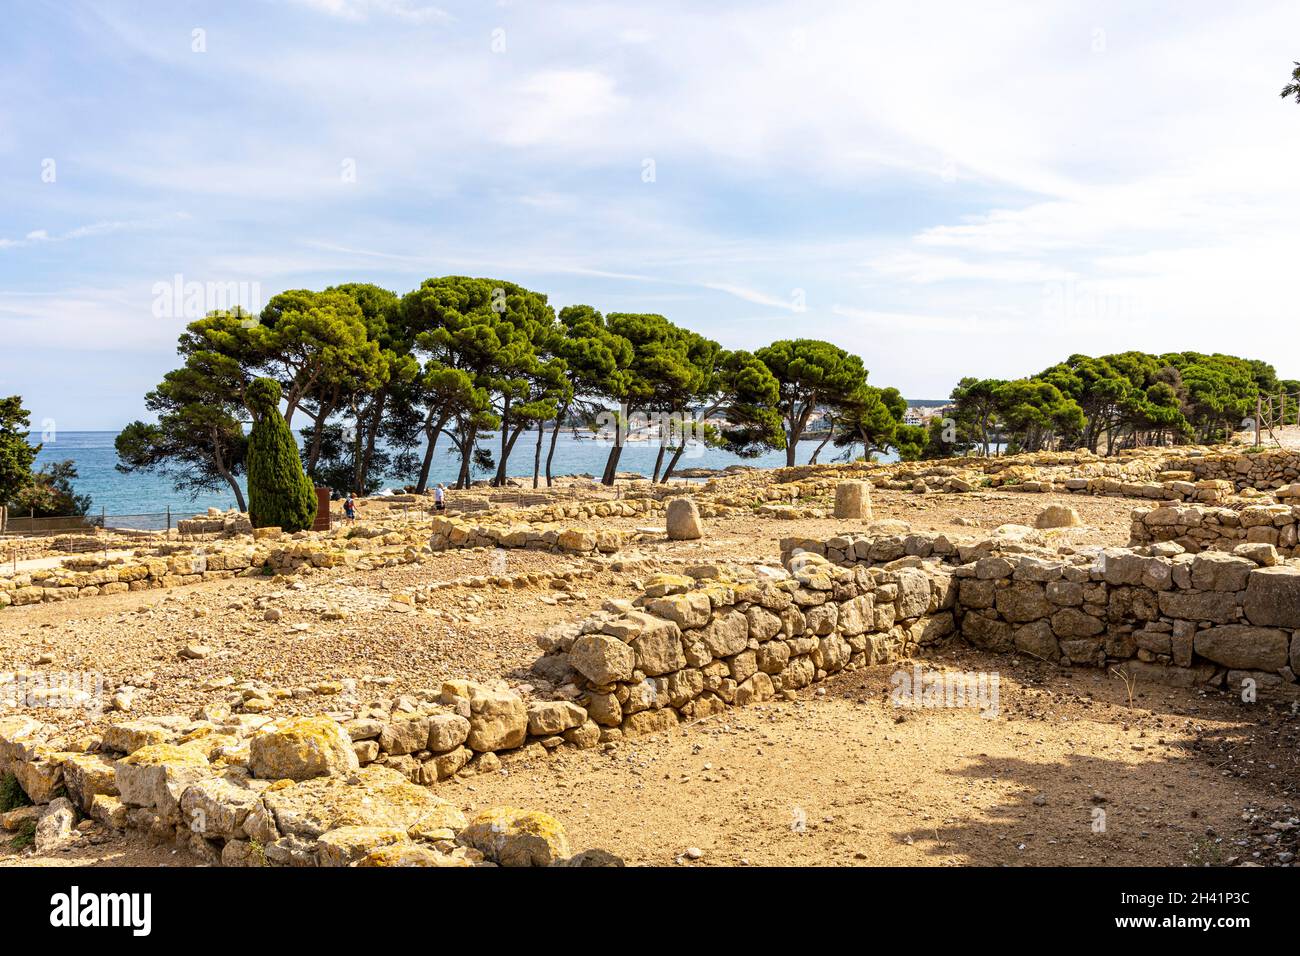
xmin=426 ymin=713 xmax=471 ymax=753
xmin=115 ymin=744 xmax=212 ymax=822
xmin=249 ymin=717 xmax=358 ymax=781
xmin=34 ymin=797 xmax=76 ymax=852
xmin=526 ymin=700 xmax=587 ymax=737
xmin=261 ymin=765 xmax=466 ymax=841
xmin=666 ymin=498 xmax=704 ymax=540
xmin=1244 ymin=566 xmax=1300 ymax=628
xmin=1034 ymin=504 xmax=1082 ymax=529
xmin=458 ymin=807 xmax=570 ymax=867
xmin=568 ymin=633 xmax=636 ymax=685
xmin=1192 ymin=625 xmax=1290 ymax=671
xmin=464 ymin=684 xmax=528 ymax=752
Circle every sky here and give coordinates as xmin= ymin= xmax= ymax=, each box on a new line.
xmin=2 ymin=0 xmax=1300 ymax=429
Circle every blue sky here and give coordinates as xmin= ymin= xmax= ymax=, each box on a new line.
xmin=3 ymin=0 xmax=1300 ymax=429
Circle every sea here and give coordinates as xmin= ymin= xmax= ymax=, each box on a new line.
xmin=29 ymin=430 xmax=902 ymax=520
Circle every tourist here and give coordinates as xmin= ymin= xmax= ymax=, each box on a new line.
xmin=343 ymin=494 xmax=356 ymax=523
xmin=434 ymin=483 xmax=446 ymax=512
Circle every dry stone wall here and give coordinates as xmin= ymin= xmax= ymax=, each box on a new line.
xmin=1130 ymin=502 xmax=1300 ymax=556
xmin=785 ymin=529 xmax=1300 ymax=698
xmin=1174 ymin=449 xmax=1300 ymax=491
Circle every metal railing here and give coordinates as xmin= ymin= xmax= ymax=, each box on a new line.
xmin=1 ymin=510 xmax=177 ymax=536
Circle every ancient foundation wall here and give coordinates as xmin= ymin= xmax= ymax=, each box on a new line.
xmin=782 ymin=530 xmax=1300 ymax=696
xmin=1129 ymin=502 xmax=1300 ymax=556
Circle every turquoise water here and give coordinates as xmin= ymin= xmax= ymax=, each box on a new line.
xmin=30 ymin=431 xmax=897 ymax=518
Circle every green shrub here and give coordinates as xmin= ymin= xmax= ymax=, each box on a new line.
xmin=10 ymin=819 xmax=36 ymax=850
xmin=0 ymin=772 xmax=31 ymax=813
xmin=245 ymin=378 xmax=318 ymax=532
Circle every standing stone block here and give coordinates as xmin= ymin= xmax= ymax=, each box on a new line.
xmin=833 ymin=481 xmax=873 ymax=520
xmin=666 ymin=498 xmax=704 ymax=540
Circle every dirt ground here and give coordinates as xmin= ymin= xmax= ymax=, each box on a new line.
xmin=5 ymin=484 xmax=1295 ymax=867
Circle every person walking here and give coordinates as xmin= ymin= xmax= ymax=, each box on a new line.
xmin=434 ymin=484 xmax=446 ymax=512
xmin=343 ymin=494 xmax=357 ymax=524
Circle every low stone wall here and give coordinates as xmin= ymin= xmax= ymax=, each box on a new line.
xmin=428 ymin=514 xmax=627 ymax=554
xmin=1 ymin=516 xmax=632 ymax=611
xmin=1130 ymin=502 xmax=1300 ymax=556
xmin=784 ymin=530 xmax=1300 ymax=696
xmin=1174 ymin=449 xmax=1300 ymax=491
xmin=176 ymin=509 xmax=252 ymax=536
xmin=0 ymin=709 xmax=606 ymax=867
xmin=535 ymin=563 xmax=957 ymax=738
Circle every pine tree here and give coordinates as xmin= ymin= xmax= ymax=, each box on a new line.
xmin=244 ymin=378 xmax=318 ymax=532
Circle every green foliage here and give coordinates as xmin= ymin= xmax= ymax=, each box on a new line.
xmin=9 ymin=460 xmax=92 ymax=517
xmin=1282 ymin=61 xmax=1300 ymax=102
xmin=244 ymin=378 xmax=318 ymax=532
xmin=115 ymin=335 xmax=250 ymax=510
xmin=0 ymin=396 xmax=39 ymax=507
xmin=754 ymin=339 xmax=869 ymax=466
xmin=0 ymin=772 xmax=32 ymax=812
xmin=10 ymin=819 xmax=36 ymax=850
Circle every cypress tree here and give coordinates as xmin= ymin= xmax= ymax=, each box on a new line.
xmin=245 ymin=378 xmax=318 ymax=531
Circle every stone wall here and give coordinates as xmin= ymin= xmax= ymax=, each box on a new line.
xmin=784 ymin=529 xmax=1300 ymax=697
xmin=0 ymin=709 xmax=602 ymax=867
xmin=1174 ymin=449 xmax=1300 ymax=491
xmin=1 ymin=517 xmax=631 ymax=612
xmin=1130 ymin=500 xmax=1300 ymax=556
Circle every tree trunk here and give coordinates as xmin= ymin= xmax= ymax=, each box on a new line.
xmin=660 ymin=445 xmax=686 ymax=483
xmin=356 ymin=389 xmax=386 ymax=492
xmin=652 ymin=445 xmax=666 ymax=483
xmin=415 ymin=411 xmax=448 ymax=493
xmin=532 ymin=423 xmax=544 ymax=489
xmin=809 ymin=430 xmax=834 ymax=465
xmin=212 ymin=435 xmax=247 ymax=512
xmin=545 ymin=412 xmax=565 ymax=487
xmin=601 ymin=444 xmax=623 ymax=485
xmin=494 ymin=398 xmax=512 ymax=486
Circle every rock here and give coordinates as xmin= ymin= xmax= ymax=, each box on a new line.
xmin=261 ymin=765 xmax=466 ymax=841
xmin=1034 ymin=504 xmax=1082 ymax=529
xmin=464 ymin=684 xmax=528 ymax=752
xmin=179 ymin=775 xmax=261 ymax=839
xmin=62 ymin=753 xmax=120 ymax=812
xmin=666 ymin=498 xmax=704 ymax=540
xmin=178 ymin=644 xmax=211 ymax=660
xmin=1244 ymin=566 xmax=1300 ymax=628
xmin=1193 ymin=625 xmax=1290 ymax=671
xmin=554 ymin=848 xmax=625 ymax=867
xmin=699 ymin=609 xmax=749 ymax=658
xmin=379 ymin=716 xmax=430 ymax=756
xmin=458 ymin=807 xmax=570 ymax=866
xmin=357 ymin=844 xmax=473 ymax=867
xmin=115 ymin=744 xmax=212 ymax=822
xmin=316 ymin=825 xmax=410 ymax=867
xmin=526 ymin=700 xmax=587 ymax=737
xmin=1233 ymin=542 xmax=1280 ymax=567
xmin=249 ymin=716 xmax=359 ymax=781
xmin=35 ymin=797 xmax=76 ymax=852
xmin=562 ymin=720 xmax=601 ymax=749
xmin=624 ymin=613 xmax=687 ymax=676
xmin=568 ymin=633 xmax=636 ymax=685
xmin=1014 ymin=621 xmax=1061 ymax=660
xmin=833 ymin=481 xmax=873 ymax=520
xmin=426 ymin=713 xmax=471 ymax=753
